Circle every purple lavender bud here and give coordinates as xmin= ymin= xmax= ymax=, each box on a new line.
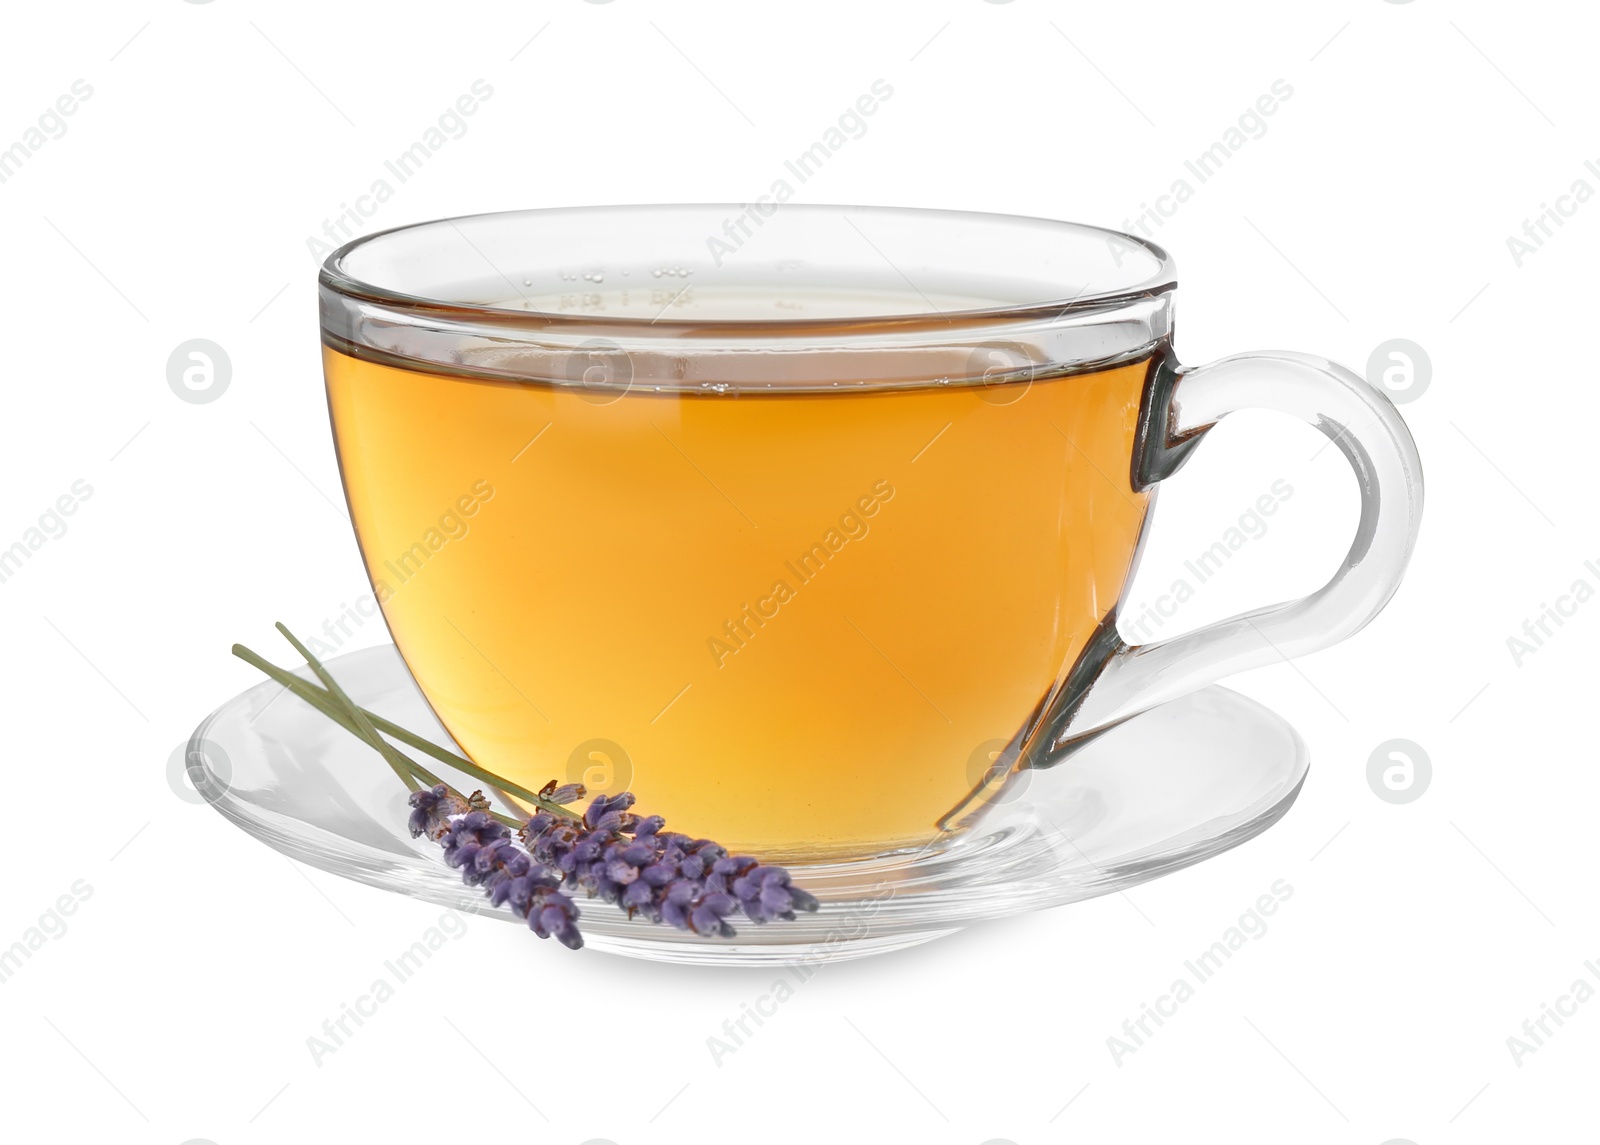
xmin=445 ymin=841 xmax=480 ymax=871
xmin=407 ymin=784 xmax=469 ymax=841
xmin=788 ymin=886 xmax=819 ymax=913
xmin=456 ymin=811 xmax=506 ymax=842
xmin=727 ymin=863 xmax=821 ymax=922
xmin=664 ymin=880 xmax=699 ymax=905
xmin=464 ymin=839 xmax=521 ymax=887
xmin=660 ymin=898 xmax=689 ymax=930
xmin=440 ymin=809 xmax=510 ymax=875
xmin=583 ymin=792 xmax=640 ymax=833
xmin=605 ymin=857 xmax=640 ymax=886
xmin=705 ymin=855 xmax=755 ymax=895
xmin=436 ymin=809 xmax=584 ymax=947
xmin=658 ymin=878 xmax=696 ymax=928
xmin=545 ymin=783 xmax=586 ymax=805
xmin=641 ymin=861 xmax=679 ymax=888
xmin=414 ymin=785 xmax=816 ymax=952
xmin=657 ymin=831 xmax=695 ymax=853
xmin=486 ymin=874 xmax=519 ymax=910
xmin=582 ymin=793 xmax=625 ymax=828
xmin=620 ymin=879 xmax=656 ymax=915
xmin=760 ymin=883 xmax=796 ymax=913
xmin=680 ymin=842 xmax=726 ymax=880
xmin=531 ymin=894 xmax=582 ymax=950
xmin=689 ymin=893 xmax=737 ymax=938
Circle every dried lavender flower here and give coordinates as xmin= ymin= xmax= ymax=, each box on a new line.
xmin=438 ymin=809 xmax=582 ymax=949
xmin=407 ymin=784 xmax=469 ymax=841
xmin=419 ymin=790 xmax=820 ymax=949
xmin=538 ymin=780 xmax=587 ymax=805
xmin=517 ymin=794 xmax=820 ymax=941
xmin=417 ymin=785 xmax=820 ymax=950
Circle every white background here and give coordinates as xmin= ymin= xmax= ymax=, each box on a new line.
xmin=1 ymin=1 xmax=1595 ymax=1141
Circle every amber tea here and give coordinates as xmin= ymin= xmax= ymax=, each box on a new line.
xmin=326 ymin=343 xmax=1151 ymax=856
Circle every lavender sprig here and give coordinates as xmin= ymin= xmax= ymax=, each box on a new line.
xmin=404 ymin=784 xmax=821 ymax=948
xmin=230 ymin=639 xmax=580 ymax=822
xmin=239 ymin=625 xmax=820 ymax=951
xmin=431 ymin=804 xmax=581 ymax=950
xmin=521 ymin=793 xmax=820 ymax=938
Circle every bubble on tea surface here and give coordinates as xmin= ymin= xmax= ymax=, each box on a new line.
xmin=169 ymin=738 xmax=232 ymax=805
xmin=566 ymin=739 xmax=634 ymax=798
xmin=966 ymin=341 xmax=1037 ymax=406
xmin=167 ymin=338 xmax=232 ymax=404
xmin=566 ymin=338 xmax=635 ymax=406
xmin=1366 ymin=738 xmax=1431 ymax=804
xmin=1366 ymin=338 xmax=1430 ymax=404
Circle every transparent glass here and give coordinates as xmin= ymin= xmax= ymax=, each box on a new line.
xmin=318 ymin=205 xmax=1423 ymax=862
xmin=189 ymin=647 xmax=1309 ymax=964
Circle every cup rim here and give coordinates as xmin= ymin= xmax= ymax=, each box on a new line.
xmin=319 ymin=203 xmax=1177 ymax=337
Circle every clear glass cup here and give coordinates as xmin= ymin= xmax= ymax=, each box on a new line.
xmin=319 ymin=205 xmax=1423 ymax=861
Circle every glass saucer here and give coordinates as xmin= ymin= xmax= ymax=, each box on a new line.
xmin=189 ymin=645 xmax=1307 ymax=965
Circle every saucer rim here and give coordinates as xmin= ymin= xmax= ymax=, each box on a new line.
xmin=190 ymin=645 xmax=1307 ymax=964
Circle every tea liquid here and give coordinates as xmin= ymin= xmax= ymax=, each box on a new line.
xmin=325 ymin=344 xmax=1151 ymax=856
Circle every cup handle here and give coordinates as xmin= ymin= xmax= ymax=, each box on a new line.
xmin=1043 ymin=349 xmax=1425 ymax=752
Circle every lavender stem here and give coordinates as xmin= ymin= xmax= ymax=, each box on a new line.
xmin=231 ymin=641 xmax=579 ymax=818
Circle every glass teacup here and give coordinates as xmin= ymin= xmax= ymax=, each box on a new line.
xmin=320 ymin=205 xmax=1422 ymax=860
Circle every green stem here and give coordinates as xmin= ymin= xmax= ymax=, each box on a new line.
xmin=231 ymin=641 xmax=580 ymax=821
xmin=239 ymin=649 xmax=440 ymax=783
xmin=275 ymin=624 xmax=420 ymax=793
xmin=239 ymin=643 xmax=523 ymax=829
